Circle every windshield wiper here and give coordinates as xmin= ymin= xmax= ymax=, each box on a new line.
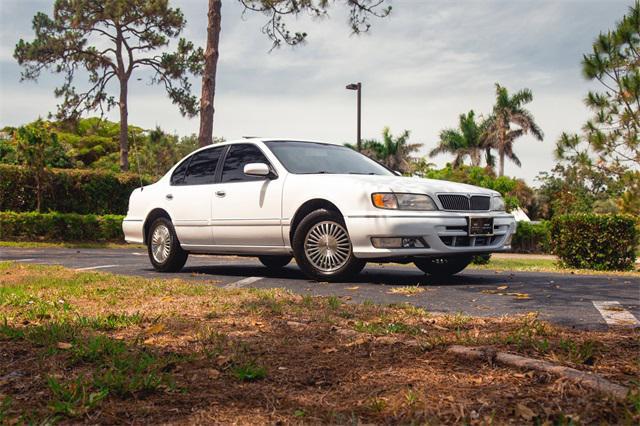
xmin=348 ymin=172 xmax=378 ymax=175
xmin=300 ymin=171 xmax=332 ymax=174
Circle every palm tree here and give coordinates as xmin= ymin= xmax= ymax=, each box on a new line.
xmin=483 ymin=83 xmax=544 ymax=176
xmin=351 ymin=127 xmax=421 ymax=174
xmin=429 ymin=110 xmax=485 ymax=167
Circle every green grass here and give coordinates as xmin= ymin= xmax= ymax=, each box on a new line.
xmin=353 ymin=320 xmax=421 ymax=336
xmin=469 ymin=257 xmax=640 ymax=276
xmin=47 ymin=376 xmax=108 ymax=417
xmin=231 ymin=362 xmax=267 ymax=381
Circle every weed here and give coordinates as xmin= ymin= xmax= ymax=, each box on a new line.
xmin=441 ymin=312 xmax=471 ymax=328
xmin=401 ymin=305 xmax=430 ymax=319
xmin=72 ymin=335 xmax=127 ymax=363
xmin=196 ymin=326 xmax=228 ymax=358
xmin=301 ymin=294 xmax=315 ymax=308
xmin=231 ymin=362 xmax=267 ymax=381
xmin=25 ymin=322 xmax=79 ymax=350
xmin=91 ymin=350 xmax=167 ymax=397
xmin=294 ymin=409 xmax=306 ymax=418
xmin=503 ymin=314 xmax=553 ymax=351
xmin=327 ymin=296 xmax=341 ymax=310
xmin=47 ymin=376 xmax=108 ymax=417
xmin=368 ymin=397 xmax=386 ymax=413
xmin=404 ymin=389 xmax=419 ymax=406
xmin=0 ymin=317 xmax=24 ymax=340
xmin=354 ymin=320 xmax=420 ymax=336
xmin=0 ymin=396 xmax=12 ymax=423
xmin=245 ymin=289 xmax=284 ymax=314
xmin=76 ymin=313 xmax=144 ymax=331
xmin=558 ymin=338 xmax=597 ymax=365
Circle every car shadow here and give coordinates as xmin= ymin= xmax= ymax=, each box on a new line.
xmin=177 ymin=262 xmax=506 ymax=287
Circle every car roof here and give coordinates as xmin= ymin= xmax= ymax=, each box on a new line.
xmin=188 ymin=138 xmax=344 ymax=156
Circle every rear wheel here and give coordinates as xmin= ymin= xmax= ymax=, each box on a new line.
xmin=147 ymin=217 xmax=188 ymax=272
xmin=292 ymin=209 xmax=365 ymax=281
xmin=258 ymin=255 xmax=292 ymax=269
xmin=414 ymin=255 xmax=472 ymax=278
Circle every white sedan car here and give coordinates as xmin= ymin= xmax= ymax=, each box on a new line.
xmin=123 ymin=139 xmax=516 ymax=281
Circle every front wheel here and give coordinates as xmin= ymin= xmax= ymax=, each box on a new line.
xmin=414 ymin=255 xmax=472 ymax=278
xmin=258 ymin=255 xmax=292 ymax=269
xmin=292 ymin=209 xmax=365 ymax=281
xmin=147 ymin=217 xmax=188 ymax=272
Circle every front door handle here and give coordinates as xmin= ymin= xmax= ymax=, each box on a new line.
xmin=215 ymin=190 xmax=226 ymax=198
xmin=166 ymin=194 xmax=173 ymax=200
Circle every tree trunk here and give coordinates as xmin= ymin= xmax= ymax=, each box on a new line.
xmin=115 ymin=27 xmax=129 ymax=173
xmin=198 ymin=0 xmax=222 ymax=147
xmin=498 ymin=148 xmax=505 ymax=176
xmin=119 ymin=77 xmax=129 ymax=172
xmin=471 ymin=150 xmax=481 ymax=167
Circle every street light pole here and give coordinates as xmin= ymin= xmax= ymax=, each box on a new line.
xmin=345 ymin=82 xmax=362 ymax=151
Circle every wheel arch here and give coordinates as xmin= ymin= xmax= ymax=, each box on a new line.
xmin=143 ymin=208 xmax=172 ymax=245
xmin=288 ymin=199 xmax=344 ymax=244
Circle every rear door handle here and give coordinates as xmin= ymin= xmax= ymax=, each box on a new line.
xmin=166 ymin=194 xmax=173 ymax=200
xmin=215 ymin=190 xmax=226 ymax=197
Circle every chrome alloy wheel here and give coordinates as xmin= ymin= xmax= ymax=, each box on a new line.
xmin=150 ymin=224 xmax=171 ymax=263
xmin=304 ymin=221 xmax=352 ymax=272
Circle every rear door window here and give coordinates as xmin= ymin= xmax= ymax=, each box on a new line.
xmin=182 ymin=146 xmax=225 ymax=185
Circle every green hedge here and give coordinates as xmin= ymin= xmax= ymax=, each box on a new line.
xmin=0 ymin=211 xmax=124 ymax=242
xmin=0 ymin=164 xmax=149 ymax=215
xmin=550 ymin=214 xmax=638 ymax=271
xmin=511 ymin=221 xmax=550 ymax=254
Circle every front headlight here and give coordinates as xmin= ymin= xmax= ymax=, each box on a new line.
xmin=491 ymin=195 xmax=506 ymax=211
xmin=371 ymin=193 xmax=437 ymax=210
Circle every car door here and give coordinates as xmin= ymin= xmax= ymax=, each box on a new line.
xmin=166 ymin=146 xmax=225 ymax=247
xmin=211 ymin=143 xmax=284 ymax=247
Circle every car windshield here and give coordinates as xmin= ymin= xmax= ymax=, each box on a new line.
xmin=265 ymin=141 xmax=394 ymax=175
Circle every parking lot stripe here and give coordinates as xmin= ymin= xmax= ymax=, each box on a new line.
xmin=75 ymin=264 xmax=119 ymax=271
xmin=224 ymin=276 xmax=263 ymax=289
xmin=13 ymin=258 xmax=36 ymax=262
xmin=593 ymin=301 xmax=640 ymax=327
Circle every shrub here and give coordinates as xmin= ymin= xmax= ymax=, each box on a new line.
xmin=511 ymin=221 xmax=550 ymax=253
xmin=0 ymin=165 xmax=149 ymax=215
xmin=0 ymin=211 xmax=124 ymax=242
xmin=550 ymin=214 xmax=638 ymax=271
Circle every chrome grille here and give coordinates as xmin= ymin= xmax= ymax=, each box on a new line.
xmin=438 ymin=194 xmax=490 ymax=211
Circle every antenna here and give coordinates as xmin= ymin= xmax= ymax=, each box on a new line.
xmin=131 ymin=130 xmax=144 ymax=191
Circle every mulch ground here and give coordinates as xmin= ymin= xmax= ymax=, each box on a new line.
xmin=0 ymin=263 xmax=638 ymax=424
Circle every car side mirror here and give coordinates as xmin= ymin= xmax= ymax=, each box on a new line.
xmin=244 ymin=162 xmax=271 ymax=177
xmin=393 ymin=170 xmax=403 ymax=176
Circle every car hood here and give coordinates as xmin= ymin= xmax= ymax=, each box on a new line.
xmin=317 ymin=174 xmax=499 ymax=196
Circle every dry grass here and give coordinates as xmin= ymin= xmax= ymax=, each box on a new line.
xmin=0 ymin=262 xmax=638 ymax=425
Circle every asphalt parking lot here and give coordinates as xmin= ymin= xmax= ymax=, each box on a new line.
xmin=1 ymin=246 xmax=638 ymax=330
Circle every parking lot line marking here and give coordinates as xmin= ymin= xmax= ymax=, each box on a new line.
xmin=224 ymin=276 xmax=263 ymax=289
xmin=14 ymin=258 xmax=36 ymax=262
xmin=593 ymin=301 xmax=640 ymax=327
xmin=132 ymin=252 xmax=145 ymax=256
xmin=75 ymin=264 xmax=119 ymax=271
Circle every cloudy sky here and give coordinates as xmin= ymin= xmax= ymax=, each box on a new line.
xmin=0 ymin=0 xmax=631 ymax=184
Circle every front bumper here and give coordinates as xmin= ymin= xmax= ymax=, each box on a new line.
xmin=344 ymin=212 xmax=516 ymax=259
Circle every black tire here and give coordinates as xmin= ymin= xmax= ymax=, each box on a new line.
xmin=414 ymin=255 xmax=473 ymax=278
xmin=147 ymin=217 xmax=188 ymax=272
xmin=258 ymin=255 xmax=292 ymax=269
xmin=292 ymin=209 xmax=365 ymax=281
